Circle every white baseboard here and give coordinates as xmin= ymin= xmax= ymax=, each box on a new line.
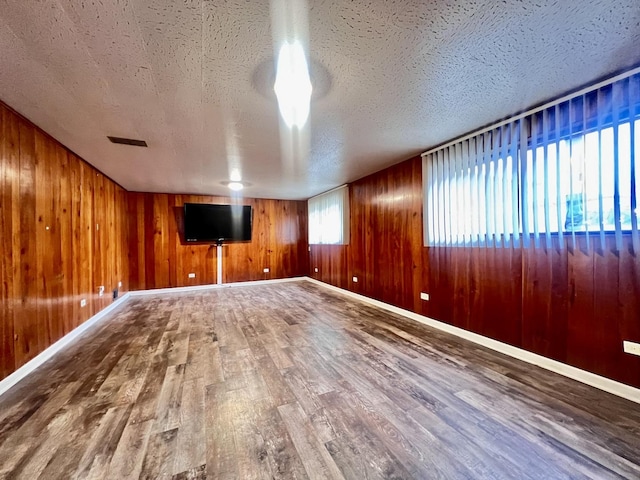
xmin=303 ymin=277 xmax=640 ymax=405
xmin=129 ymin=276 xmax=306 ymax=297
xmin=0 ymin=293 xmax=131 ymax=398
xmin=4 ymin=277 xmax=637 ymax=406
xmin=0 ymin=277 xmax=305 ymax=397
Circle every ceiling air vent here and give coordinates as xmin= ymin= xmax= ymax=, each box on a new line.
xmin=107 ymin=136 xmax=148 ymax=147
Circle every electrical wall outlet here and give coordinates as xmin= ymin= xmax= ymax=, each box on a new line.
xmin=314 ymin=267 xmax=318 ymax=273
xmin=118 ymin=281 xmax=122 ymax=288
xmin=352 ymin=276 xmax=358 ymax=283
xmin=263 ymin=267 xmax=270 ymax=273
xmin=98 ymin=286 xmax=104 ymax=297
xmin=623 ymin=341 xmax=640 ymax=356
xmin=420 ymin=292 xmax=430 ymax=301
xmin=80 ymin=299 xmax=87 ymax=308
xmin=188 ymin=273 xmax=196 ymax=278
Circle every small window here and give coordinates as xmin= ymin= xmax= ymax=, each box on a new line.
xmin=423 ymin=71 xmax=640 ymax=251
xmin=308 ymin=185 xmax=349 ymax=245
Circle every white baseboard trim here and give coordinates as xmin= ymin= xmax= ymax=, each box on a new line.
xmin=129 ymin=276 xmax=306 ymax=297
xmin=0 ymin=277 xmax=304 ymax=397
xmin=4 ymin=277 xmax=637 ymax=405
xmin=303 ymin=277 xmax=640 ymax=405
xmin=0 ymin=292 xmax=132 ymax=398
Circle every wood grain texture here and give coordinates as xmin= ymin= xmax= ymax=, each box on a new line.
xmin=127 ymin=193 xmax=308 ymax=289
xmin=0 ymin=101 xmax=129 ymax=381
xmin=311 ymin=155 xmax=640 ymax=388
xmin=0 ymin=281 xmax=639 ymax=479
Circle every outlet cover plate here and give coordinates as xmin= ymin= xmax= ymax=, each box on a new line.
xmin=263 ymin=268 xmax=270 ymax=273
xmin=352 ymin=276 xmax=358 ymax=282
xmin=420 ymin=292 xmax=430 ymax=301
xmin=623 ymin=341 xmax=640 ymax=356
xmin=188 ymin=273 xmax=196 ymax=278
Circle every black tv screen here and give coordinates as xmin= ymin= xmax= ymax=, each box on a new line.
xmin=183 ymin=203 xmax=252 ymax=243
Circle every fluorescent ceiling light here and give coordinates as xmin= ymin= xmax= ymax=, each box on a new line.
xmin=274 ymin=41 xmax=312 ymax=128
xmin=229 ymin=167 xmax=242 ymax=182
xmin=228 ymin=182 xmax=244 ymax=191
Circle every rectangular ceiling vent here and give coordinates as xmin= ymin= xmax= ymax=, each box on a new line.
xmin=107 ymin=136 xmax=148 ymax=147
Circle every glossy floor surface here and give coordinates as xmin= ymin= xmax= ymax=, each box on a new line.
xmin=0 ymin=281 xmax=639 ymax=479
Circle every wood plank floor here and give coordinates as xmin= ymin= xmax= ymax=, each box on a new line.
xmin=1 ymin=281 xmax=639 ymax=479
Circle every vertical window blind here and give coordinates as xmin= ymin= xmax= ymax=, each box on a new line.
xmin=423 ymin=68 xmax=640 ymax=251
xmin=308 ymin=185 xmax=350 ymax=245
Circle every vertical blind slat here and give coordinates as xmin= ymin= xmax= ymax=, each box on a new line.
xmin=489 ymin=131 xmax=496 ymax=247
xmin=500 ymin=125 xmax=510 ymax=247
xmin=455 ymin=142 xmax=464 ymax=246
xmin=520 ymin=118 xmax=530 ymax=247
xmin=445 ymin=145 xmax=453 ymax=246
xmin=433 ymin=151 xmax=439 ymax=245
xmin=483 ymin=132 xmax=492 ymax=247
xmin=568 ymin=100 xmax=576 ymax=252
xmin=542 ymin=108 xmax=552 ymax=249
xmin=470 ymin=138 xmax=482 ymax=247
xmin=613 ymin=82 xmax=623 ymax=252
xmin=449 ymin=145 xmax=456 ymax=245
xmin=490 ymin=129 xmax=499 ymax=247
xmin=433 ymin=150 xmax=438 ymax=244
xmin=596 ymin=89 xmax=606 ymax=252
xmin=531 ymin=113 xmax=540 ymax=248
xmin=511 ymin=122 xmax=520 ymax=248
xmin=629 ymin=77 xmax=639 ymax=253
xmin=479 ymin=136 xmax=484 ymax=246
xmin=442 ymin=149 xmax=448 ymax=245
xmin=464 ymin=140 xmax=471 ymax=247
xmin=430 ymin=154 xmax=437 ymax=246
xmin=424 ymin=156 xmax=430 ymax=245
xmin=437 ymin=149 xmax=444 ymax=245
xmin=490 ymin=131 xmax=496 ymax=246
xmin=555 ymin=104 xmax=564 ymax=247
xmin=473 ymin=137 xmax=484 ymax=247
xmin=582 ymin=94 xmax=590 ymax=254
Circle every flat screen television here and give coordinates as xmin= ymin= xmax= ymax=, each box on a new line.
xmin=183 ymin=203 xmax=252 ymax=243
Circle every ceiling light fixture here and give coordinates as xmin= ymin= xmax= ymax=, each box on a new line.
xmin=227 ymin=181 xmax=244 ymax=191
xmin=229 ymin=167 xmax=242 ymax=182
xmin=274 ymin=40 xmax=312 ymax=128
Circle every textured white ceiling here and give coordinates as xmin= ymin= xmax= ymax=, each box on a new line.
xmin=1 ymin=0 xmax=639 ymax=199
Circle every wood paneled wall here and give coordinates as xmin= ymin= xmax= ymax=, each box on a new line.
xmin=310 ymin=158 xmax=425 ymax=311
xmin=310 ymin=155 xmax=640 ymax=388
xmin=0 ymin=103 xmax=129 ymax=381
xmin=3 ymin=94 xmax=638 ymax=390
xmin=127 ymin=193 xmax=308 ymax=289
